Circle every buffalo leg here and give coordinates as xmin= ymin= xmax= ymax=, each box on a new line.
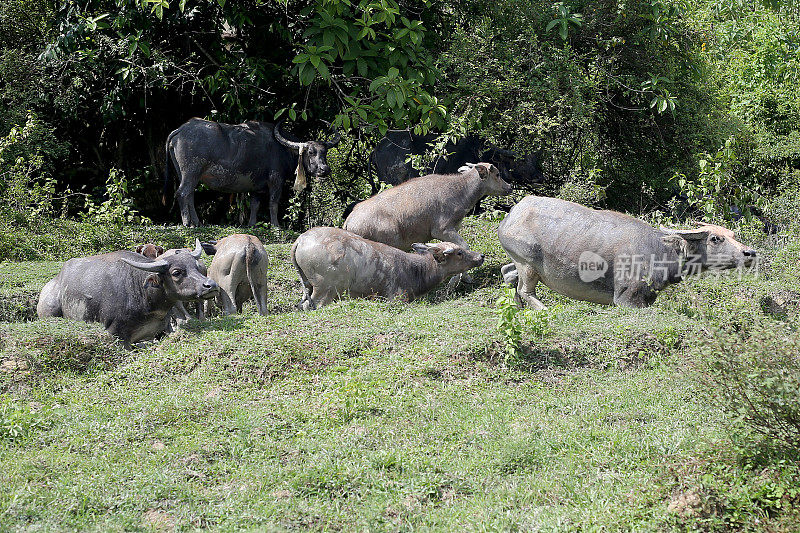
xmin=248 ymin=193 xmax=261 ymax=227
xmin=268 ymin=183 xmax=282 ymax=228
xmin=515 ymin=266 xmax=547 ymax=310
xmin=501 ymin=263 xmax=519 ymax=286
xmin=218 ymin=288 xmax=237 ymax=315
xmin=176 ymin=182 xmax=200 ymax=227
xmin=309 ymin=286 xmax=334 ymax=310
xmin=613 ymin=282 xmax=656 ymax=308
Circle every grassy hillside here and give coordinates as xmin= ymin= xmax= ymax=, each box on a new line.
xmin=1 ymin=217 xmax=799 ymax=530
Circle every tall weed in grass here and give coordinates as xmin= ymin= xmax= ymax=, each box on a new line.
xmin=495 ymin=287 xmax=552 ymax=366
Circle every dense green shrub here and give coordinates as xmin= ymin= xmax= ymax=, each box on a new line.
xmin=0 ymin=115 xmax=69 ymax=226
xmin=697 ymin=325 xmax=800 ymax=452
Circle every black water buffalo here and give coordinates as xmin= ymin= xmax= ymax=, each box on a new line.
xmin=37 ymin=240 xmax=218 ymax=347
xmin=164 ymin=118 xmax=340 ymax=227
xmin=369 ymin=130 xmax=543 ymax=187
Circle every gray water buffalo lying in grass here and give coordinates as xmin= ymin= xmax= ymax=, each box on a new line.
xmin=37 ymin=240 xmax=218 ymax=346
xmin=498 ymin=196 xmax=757 ymax=308
xmin=291 ymin=227 xmax=484 ymax=310
xmin=201 ymin=234 xmax=269 ymax=315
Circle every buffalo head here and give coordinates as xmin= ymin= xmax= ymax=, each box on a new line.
xmin=459 ymin=162 xmax=513 ymax=196
xmin=121 ymin=239 xmax=219 ymax=301
xmin=411 ymin=242 xmax=485 ymax=276
xmin=660 ymin=224 xmax=757 ymax=272
xmin=135 ymin=243 xmax=165 ymax=259
xmin=274 ymin=121 xmax=341 ymax=178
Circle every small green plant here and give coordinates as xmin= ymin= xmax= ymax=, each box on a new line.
xmin=495 ymin=287 xmax=552 ymax=365
xmin=0 ymin=398 xmax=50 ymax=444
xmin=83 ymin=168 xmax=149 ymax=226
xmin=546 ymin=2 xmax=583 ymax=41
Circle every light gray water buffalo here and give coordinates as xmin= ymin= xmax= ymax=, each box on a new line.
xmin=344 ymin=162 xmax=512 ymax=251
xmin=164 ymin=118 xmax=340 ymax=227
xmin=291 ymin=227 xmax=484 ymax=310
xmin=498 ymin=196 xmax=757 ymax=308
xmin=37 ymin=240 xmax=218 ymax=347
xmin=201 ymin=234 xmax=269 ymax=315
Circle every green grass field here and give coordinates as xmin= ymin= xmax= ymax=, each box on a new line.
xmin=1 ymin=217 xmax=798 ymax=531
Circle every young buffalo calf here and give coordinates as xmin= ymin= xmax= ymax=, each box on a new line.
xmin=202 ymin=234 xmax=269 ymax=315
xmin=291 ymin=227 xmax=484 ymax=310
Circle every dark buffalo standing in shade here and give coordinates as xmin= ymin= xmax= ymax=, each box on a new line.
xmin=37 ymin=240 xmax=218 ymax=347
xmin=163 ymin=118 xmax=340 ymax=227
xmin=369 ymin=130 xmax=543 ymax=187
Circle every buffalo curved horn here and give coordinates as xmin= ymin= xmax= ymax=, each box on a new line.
xmin=120 ymin=256 xmax=170 ymax=272
xmin=274 ymin=121 xmax=305 ymax=153
xmin=320 ymin=120 xmax=342 ymax=148
xmin=189 ymin=238 xmax=203 ymax=259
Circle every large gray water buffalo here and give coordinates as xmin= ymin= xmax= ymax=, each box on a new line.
xmin=164 ymin=118 xmax=340 ymax=227
xmin=202 ymin=234 xmax=269 ymax=316
xmin=370 ymin=130 xmax=543 ymax=187
xmin=498 ymin=196 xmax=757 ymax=308
xmin=344 ymin=162 xmax=511 ymax=251
xmin=37 ymin=240 xmax=218 ymax=347
xmin=291 ymin=227 xmax=484 ymax=310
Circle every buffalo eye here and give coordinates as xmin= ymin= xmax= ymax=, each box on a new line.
xmin=710 ymin=235 xmax=723 ymax=244
xmin=171 ymin=269 xmax=184 ymax=278
xmin=458 ymin=251 xmax=463 ymax=256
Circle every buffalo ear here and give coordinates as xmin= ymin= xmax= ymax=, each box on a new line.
xmin=155 ymin=245 xmax=165 ymax=256
xmin=201 ymin=242 xmax=217 ymax=256
xmin=143 ymin=274 xmax=162 ymax=289
xmin=475 ymin=164 xmax=489 ymax=179
xmin=428 ymin=245 xmax=446 ymax=263
xmin=135 ymin=245 xmax=145 ymax=255
xmin=661 ymin=226 xmax=709 ymax=241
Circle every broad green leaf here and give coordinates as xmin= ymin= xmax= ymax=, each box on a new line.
xmin=316 ymin=61 xmax=330 ymax=79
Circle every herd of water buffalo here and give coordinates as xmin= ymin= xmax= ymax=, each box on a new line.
xmin=35 ymin=119 xmax=757 ymax=347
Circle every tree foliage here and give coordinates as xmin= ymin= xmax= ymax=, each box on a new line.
xmin=0 ymin=0 xmax=798 ymax=223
